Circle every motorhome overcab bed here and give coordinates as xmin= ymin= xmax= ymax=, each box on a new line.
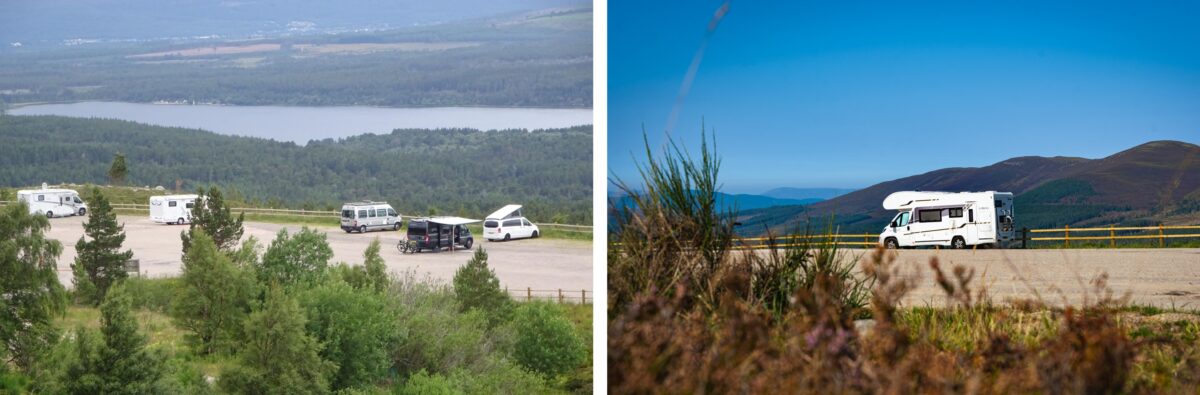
xmin=149 ymin=195 xmax=199 ymax=224
xmin=878 ymin=191 xmax=1015 ymax=249
xmin=16 ymin=186 xmax=87 ymax=218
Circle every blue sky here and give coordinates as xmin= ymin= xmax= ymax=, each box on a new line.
xmin=608 ymin=1 xmax=1200 ymax=194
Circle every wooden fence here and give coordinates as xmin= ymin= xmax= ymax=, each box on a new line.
xmin=507 ymin=287 xmax=592 ymax=304
xmin=0 ymin=201 xmax=592 ymax=232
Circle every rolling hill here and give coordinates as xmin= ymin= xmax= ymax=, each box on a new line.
xmin=736 ymin=140 xmax=1200 ymax=234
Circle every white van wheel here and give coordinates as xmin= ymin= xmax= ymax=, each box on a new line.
xmin=45 ymin=210 xmax=54 ymax=218
xmin=532 ymin=230 xmax=539 ymax=238
xmin=78 ymin=208 xmax=87 ymax=216
xmin=393 ymin=223 xmax=401 ymax=231
xmin=358 ymin=225 xmax=367 ymax=233
xmin=503 ymin=234 xmax=511 ymax=241
xmin=178 ymin=218 xmax=186 ymax=225
xmin=951 ymin=237 xmax=966 ymax=249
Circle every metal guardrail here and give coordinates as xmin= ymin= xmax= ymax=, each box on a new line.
xmin=0 ymin=201 xmax=592 ymax=231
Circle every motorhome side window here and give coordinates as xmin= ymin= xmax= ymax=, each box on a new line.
xmin=948 ymin=208 xmax=963 ymax=218
xmin=169 ymin=201 xmax=177 ymax=207
xmin=918 ymin=209 xmax=942 ymax=222
xmin=186 ymin=202 xmax=194 ymax=209
xmin=37 ymin=195 xmax=44 ymax=201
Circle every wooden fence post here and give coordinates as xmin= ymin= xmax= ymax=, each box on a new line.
xmin=527 ymin=287 xmax=531 ymax=302
xmin=581 ymin=289 xmax=586 ymax=304
xmin=1021 ymin=227 xmax=1029 ymax=249
xmin=557 ymin=289 xmax=563 ymax=304
xmin=1160 ymin=224 xmax=1165 ymax=247
xmin=1064 ymin=224 xmax=1070 ymax=248
xmin=1110 ymin=225 xmax=1116 ymax=248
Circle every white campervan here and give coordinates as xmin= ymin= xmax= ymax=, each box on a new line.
xmin=340 ymin=201 xmax=401 ymax=233
xmin=149 ymin=195 xmax=199 ymax=225
xmin=16 ymin=185 xmax=88 ymax=218
xmin=483 ymin=204 xmax=540 ymax=241
xmin=878 ymin=191 xmax=1015 ymax=249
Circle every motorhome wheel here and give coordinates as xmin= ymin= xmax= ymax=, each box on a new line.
xmin=79 ymin=208 xmax=87 ymax=216
xmin=884 ymin=238 xmax=898 ymax=249
xmin=952 ymin=237 xmax=966 ymax=249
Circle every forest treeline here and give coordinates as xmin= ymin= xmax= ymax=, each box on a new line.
xmin=0 ymin=115 xmax=592 ymax=224
xmin=0 ymin=10 xmax=592 ymax=108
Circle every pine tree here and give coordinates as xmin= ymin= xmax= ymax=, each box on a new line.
xmin=452 ymin=248 xmax=512 ymax=328
xmin=65 ymin=285 xmax=172 ymax=394
xmin=0 ymin=202 xmax=67 ymax=371
xmin=72 ymin=188 xmax=134 ymax=305
xmin=107 ymin=152 xmax=128 ymax=186
xmin=220 ymin=286 xmax=335 ymax=395
xmin=172 ymin=229 xmax=256 ymax=355
xmin=181 ymin=187 xmax=245 ymax=253
xmin=362 ymin=238 xmax=389 ymax=293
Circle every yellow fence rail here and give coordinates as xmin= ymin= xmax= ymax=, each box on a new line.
xmin=611 ymin=224 xmax=1200 ymax=250
xmin=1026 ymin=224 xmax=1200 ymax=248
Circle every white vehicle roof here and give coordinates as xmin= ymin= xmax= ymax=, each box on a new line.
xmin=343 ymin=201 xmax=390 ymax=207
xmin=150 ymin=194 xmax=199 ymax=201
xmin=486 ymin=204 xmax=523 ymax=219
xmin=882 ymin=191 xmax=1010 ymax=210
xmin=419 ymin=216 xmax=480 ymax=226
xmin=18 ymin=189 xmax=79 ymax=195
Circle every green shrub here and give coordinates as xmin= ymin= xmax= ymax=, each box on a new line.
xmin=452 ymin=248 xmax=513 ymax=328
xmin=220 ymin=286 xmax=335 ymax=395
xmin=299 ymin=279 xmax=398 ymax=390
xmin=122 ymin=277 xmax=180 ymax=313
xmin=396 ymin=370 xmax=461 ymax=395
xmin=258 ymin=227 xmax=333 ymax=287
xmin=388 ymin=274 xmax=494 ymax=375
xmin=508 ymin=302 xmax=586 ymax=377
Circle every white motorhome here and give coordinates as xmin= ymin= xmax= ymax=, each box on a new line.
xmin=16 ymin=186 xmax=88 ymax=218
xmin=149 ymin=194 xmax=199 ymax=225
xmin=483 ymin=204 xmax=540 ymax=241
xmin=340 ymin=201 xmax=401 ymax=233
xmin=878 ymin=191 xmax=1015 ymax=249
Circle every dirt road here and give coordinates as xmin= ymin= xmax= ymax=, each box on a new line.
xmin=851 ymin=248 xmax=1200 ymax=308
xmin=45 ymin=215 xmax=593 ymax=293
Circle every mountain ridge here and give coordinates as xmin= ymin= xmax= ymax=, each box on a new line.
xmin=736 ymin=140 xmax=1200 ymax=234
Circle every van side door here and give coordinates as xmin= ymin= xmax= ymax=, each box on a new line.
xmin=910 ymin=208 xmax=945 ymax=245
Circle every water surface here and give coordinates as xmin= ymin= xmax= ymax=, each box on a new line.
xmin=10 ymin=101 xmax=593 ymax=144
